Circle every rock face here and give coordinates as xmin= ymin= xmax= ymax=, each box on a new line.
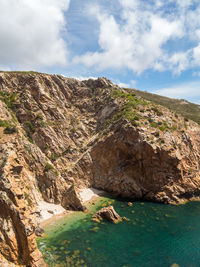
xmin=94 ymin=206 xmax=121 ymax=223
xmin=0 ymin=71 xmax=200 ymax=265
xmin=62 ymin=185 xmax=86 ymax=211
xmin=90 ymin=126 xmax=200 ymax=204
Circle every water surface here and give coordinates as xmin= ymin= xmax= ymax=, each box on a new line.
xmin=37 ymin=197 xmax=200 ymax=267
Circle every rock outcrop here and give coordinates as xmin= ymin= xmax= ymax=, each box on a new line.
xmin=0 ymin=71 xmax=200 ymax=265
xmin=93 ymin=206 xmax=121 ymax=223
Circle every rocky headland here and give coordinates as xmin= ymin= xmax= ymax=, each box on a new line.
xmin=0 ymin=71 xmax=200 ymax=266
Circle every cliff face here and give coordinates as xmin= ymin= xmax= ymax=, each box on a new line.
xmin=0 ymin=72 xmax=200 ymax=265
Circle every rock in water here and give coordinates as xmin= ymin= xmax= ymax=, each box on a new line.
xmin=94 ymin=206 xmax=121 ymax=223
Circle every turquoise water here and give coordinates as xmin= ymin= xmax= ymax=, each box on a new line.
xmin=37 ymin=197 xmax=200 ymax=267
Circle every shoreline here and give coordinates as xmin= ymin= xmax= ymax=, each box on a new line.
xmin=39 ymin=188 xmax=105 ymax=228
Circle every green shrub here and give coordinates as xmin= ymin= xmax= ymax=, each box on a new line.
xmin=44 ymin=162 xmax=59 ymax=176
xmin=131 ymin=120 xmax=139 ymax=127
xmin=170 ymin=126 xmax=177 ymax=131
xmin=24 ymin=144 xmax=31 ymax=153
xmin=152 ymin=106 xmax=159 ymax=113
xmin=112 ymin=89 xmax=147 ymax=106
xmin=150 ymin=122 xmax=157 ymax=128
xmin=148 ymin=118 xmax=153 ymax=123
xmin=50 ymin=153 xmax=59 ymax=161
xmin=0 ymin=120 xmax=10 ymax=127
xmin=0 ymin=92 xmax=17 ymax=109
xmin=159 ymin=125 xmax=167 ymax=131
xmin=152 ymin=106 xmax=163 ymax=116
xmin=71 ymin=127 xmax=76 ymax=133
xmin=44 ymin=163 xmax=54 ymax=172
xmin=36 ymin=113 xmax=43 ymax=121
xmin=4 ymin=126 xmax=17 ymax=134
xmin=25 ymin=121 xmax=35 ymax=133
xmin=54 ymin=170 xmax=59 ymax=176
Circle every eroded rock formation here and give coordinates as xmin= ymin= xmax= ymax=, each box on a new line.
xmin=93 ymin=206 xmax=121 ymax=223
xmin=0 ymin=72 xmax=200 ymax=265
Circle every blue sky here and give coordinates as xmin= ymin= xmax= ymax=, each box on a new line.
xmin=1 ymin=0 xmax=200 ymax=104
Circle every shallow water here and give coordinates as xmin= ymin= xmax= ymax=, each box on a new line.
xmin=37 ymin=197 xmax=200 ymax=267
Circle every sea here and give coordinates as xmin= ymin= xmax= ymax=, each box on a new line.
xmin=37 ymin=196 xmax=200 ymax=267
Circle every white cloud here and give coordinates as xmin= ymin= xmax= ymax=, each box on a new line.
xmin=152 ymin=81 xmax=200 ymax=104
xmin=117 ymin=82 xmax=130 ymax=88
xmin=193 ymin=44 xmax=200 ymax=64
xmin=0 ymin=0 xmax=70 ymax=69
xmin=0 ymin=66 xmax=11 ymax=71
xmin=130 ymin=80 xmax=136 ymax=87
xmin=193 ymin=71 xmax=200 ymax=76
xmin=114 ymin=79 xmax=136 ymax=88
xmin=74 ymin=0 xmax=200 ymax=75
xmin=165 ymin=51 xmax=191 ymax=74
xmin=70 ymin=76 xmax=98 ymax=81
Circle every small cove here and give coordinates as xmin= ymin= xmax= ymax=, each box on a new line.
xmin=37 ymin=197 xmax=200 ymax=267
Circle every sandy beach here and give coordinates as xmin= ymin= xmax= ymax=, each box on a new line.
xmin=78 ymin=188 xmax=104 ymax=203
xmin=38 ymin=187 xmax=104 ymax=226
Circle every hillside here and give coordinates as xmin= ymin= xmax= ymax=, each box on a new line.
xmin=0 ymin=72 xmax=200 ymax=266
xmin=131 ymin=88 xmax=200 ymax=124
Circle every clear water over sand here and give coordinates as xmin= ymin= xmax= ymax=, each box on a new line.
xmin=37 ymin=197 xmax=200 ymax=267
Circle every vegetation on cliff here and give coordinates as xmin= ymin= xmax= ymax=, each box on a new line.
xmin=0 ymin=72 xmax=200 ymax=266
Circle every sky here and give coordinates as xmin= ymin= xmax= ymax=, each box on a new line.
xmin=0 ymin=0 xmax=200 ymax=104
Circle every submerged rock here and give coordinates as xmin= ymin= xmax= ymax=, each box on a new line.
xmin=93 ymin=206 xmax=121 ymax=223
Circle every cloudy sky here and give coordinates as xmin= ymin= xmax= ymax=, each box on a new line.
xmin=1 ymin=0 xmax=200 ymax=104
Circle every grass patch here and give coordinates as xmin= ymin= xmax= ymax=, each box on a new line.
xmin=71 ymin=127 xmax=76 ymax=133
xmin=112 ymin=89 xmax=148 ymax=107
xmin=0 ymin=119 xmax=11 ymax=127
xmin=24 ymin=144 xmax=31 ymax=153
xmin=0 ymin=91 xmax=17 ymax=109
xmin=130 ymin=88 xmax=200 ymax=124
xmin=50 ymin=153 xmax=59 ymax=162
xmin=44 ymin=163 xmax=59 ymax=176
xmin=0 ymin=120 xmax=17 ymax=134
xmin=159 ymin=125 xmax=167 ymax=131
xmin=44 ymin=163 xmax=54 ymax=172
xmin=25 ymin=121 xmax=35 ymax=133
xmin=150 ymin=122 xmax=157 ymax=128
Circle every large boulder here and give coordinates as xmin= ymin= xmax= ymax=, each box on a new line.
xmin=93 ymin=206 xmax=121 ymax=223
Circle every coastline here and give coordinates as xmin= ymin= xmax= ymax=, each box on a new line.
xmin=39 ymin=188 xmax=105 ymax=228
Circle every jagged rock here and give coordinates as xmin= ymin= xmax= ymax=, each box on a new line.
xmin=62 ymin=185 xmax=86 ymax=211
xmin=93 ymin=206 xmax=121 ymax=223
xmin=83 ymin=77 xmax=118 ymax=89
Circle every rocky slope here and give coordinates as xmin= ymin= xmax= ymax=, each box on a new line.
xmin=130 ymin=88 xmax=200 ymax=125
xmin=0 ymin=72 xmax=200 ymax=266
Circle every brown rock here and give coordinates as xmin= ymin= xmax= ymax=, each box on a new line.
xmin=94 ymin=206 xmax=121 ymax=223
xmin=35 ymin=226 xmax=44 ymax=237
xmin=62 ymin=185 xmax=86 ymax=211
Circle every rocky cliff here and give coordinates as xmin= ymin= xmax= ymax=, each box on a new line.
xmin=0 ymin=72 xmax=200 ymax=266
